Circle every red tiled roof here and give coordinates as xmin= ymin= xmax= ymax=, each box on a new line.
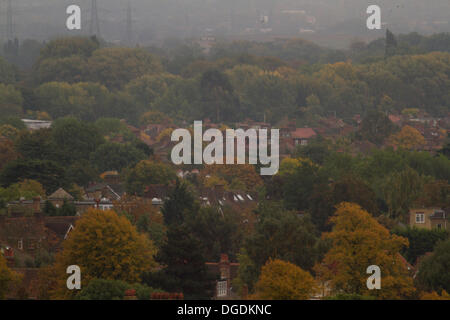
xmin=389 ymin=115 xmax=402 ymax=124
xmin=291 ymin=128 xmax=317 ymax=139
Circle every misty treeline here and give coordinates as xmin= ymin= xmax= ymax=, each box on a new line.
xmin=1 ymin=32 xmax=449 ymax=126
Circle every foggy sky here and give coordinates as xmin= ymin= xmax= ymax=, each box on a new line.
xmin=2 ymin=0 xmax=449 ymax=47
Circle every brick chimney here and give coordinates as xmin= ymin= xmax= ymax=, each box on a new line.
xmin=32 ymin=196 xmax=41 ymax=213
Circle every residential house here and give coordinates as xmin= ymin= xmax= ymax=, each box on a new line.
xmin=291 ymin=128 xmax=317 ymax=146
xmin=409 ymin=208 xmax=448 ymax=230
xmin=206 ymin=254 xmax=240 ymax=299
xmin=0 ymin=197 xmax=78 ymax=256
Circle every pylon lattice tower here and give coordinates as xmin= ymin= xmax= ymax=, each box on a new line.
xmin=6 ymin=0 xmax=13 ymax=41
xmin=126 ymin=1 xmax=132 ymax=45
xmin=90 ymin=0 xmax=100 ymax=37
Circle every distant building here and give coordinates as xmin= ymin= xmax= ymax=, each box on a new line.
xmin=206 ymin=254 xmax=240 ymax=299
xmin=409 ymin=208 xmax=448 ymax=230
xmin=21 ymin=119 xmax=52 ymax=130
xmin=0 ymin=197 xmax=78 ymax=256
xmin=291 ymin=128 xmax=317 ymax=146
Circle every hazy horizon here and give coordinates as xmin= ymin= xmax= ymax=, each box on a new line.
xmin=1 ymin=1 xmax=449 ymax=48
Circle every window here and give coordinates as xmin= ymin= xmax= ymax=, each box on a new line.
xmin=415 ymin=213 xmax=425 ymax=224
xmin=437 ymin=224 xmax=442 ymax=230
xmin=18 ymin=239 xmax=23 ymax=250
xmin=28 ymin=239 xmax=36 ymax=250
xmin=301 ymin=139 xmax=308 ymax=146
xmin=217 ymin=281 xmax=227 ymax=297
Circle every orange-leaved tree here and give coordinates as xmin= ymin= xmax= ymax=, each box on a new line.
xmin=49 ymin=208 xmax=157 ymax=299
xmin=314 ymin=202 xmax=416 ymax=299
xmin=252 ymin=259 xmax=316 ymax=300
xmin=0 ymin=253 xmax=22 ymax=300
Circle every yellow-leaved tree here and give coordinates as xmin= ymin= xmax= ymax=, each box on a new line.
xmin=389 ymin=125 xmax=425 ymax=150
xmin=48 ymin=209 xmax=157 ymax=299
xmin=420 ymin=290 xmax=450 ymax=300
xmin=0 ymin=253 xmax=22 ymax=300
xmin=314 ymin=202 xmax=416 ymax=299
xmin=252 ymin=259 xmax=316 ymax=300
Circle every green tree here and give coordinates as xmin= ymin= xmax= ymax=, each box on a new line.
xmin=162 ymin=180 xmax=197 ymax=227
xmin=309 ymin=175 xmax=379 ymax=232
xmin=416 ymin=239 xmax=450 ymax=293
xmin=77 ymin=279 xmax=128 ymax=300
xmin=394 ymin=227 xmax=449 ymax=264
xmin=143 ymin=224 xmax=214 ymax=299
xmin=385 ymin=29 xmax=398 ymax=58
xmin=51 ymin=117 xmax=104 ymax=164
xmin=359 ymin=110 xmax=396 ymax=145
xmin=90 ymin=142 xmax=147 ymax=172
xmin=0 ymin=159 xmax=67 ymax=193
xmin=242 ymin=202 xmax=320 ymax=293
xmin=87 ymin=48 xmax=163 ymax=89
xmin=15 ymin=128 xmax=57 ymax=161
xmin=0 ymin=84 xmax=23 ymax=118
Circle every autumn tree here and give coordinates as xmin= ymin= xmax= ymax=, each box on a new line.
xmin=125 ymin=160 xmax=176 ymax=196
xmin=420 ymin=290 xmax=450 ymax=300
xmin=139 ymin=110 xmax=174 ymax=127
xmin=252 ymin=259 xmax=316 ymax=300
xmin=314 ymin=202 xmax=415 ymax=299
xmin=201 ymin=164 xmax=263 ymax=192
xmin=414 ymin=180 xmax=450 ymax=208
xmin=389 ymin=125 xmax=425 ymax=150
xmin=0 ymin=254 xmax=21 ymax=300
xmin=49 ymin=209 xmax=157 ymax=299
xmin=0 ymin=125 xmax=20 ymax=141
xmin=0 ymin=138 xmax=19 ymax=171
